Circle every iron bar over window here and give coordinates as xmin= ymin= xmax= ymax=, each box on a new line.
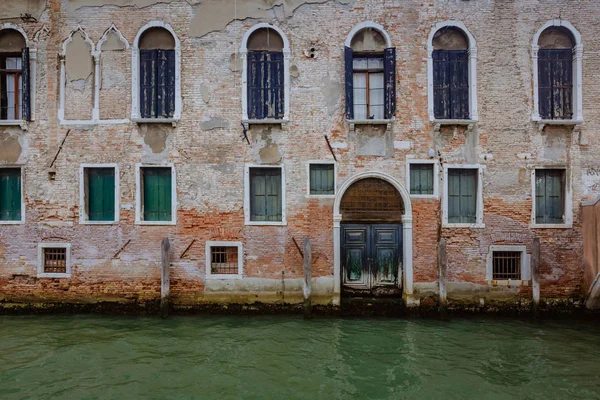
xmin=492 ymin=251 xmax=521 ymax=280
xmin=43 ymin=248 xmax=67 ymax=274
xmin=211 ymin=246 xmax=239 ymax=275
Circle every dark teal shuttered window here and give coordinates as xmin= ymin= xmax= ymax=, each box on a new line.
xmin=433 ymin=49 xmax=469 ymax=120
xmin=86 ymin=168 xmax=115 ymax=221
xmin=447 ymin=168 xmax=477 ymax=223
xmin=247 ymin=51 xmax=284 ymax=120
xmin=250 ymin=168 xmax=282 ymax=222
xmin=309 ymin=164 xmax=334 ymax=195
xmin=142 ymin=167 xmax=172 ymax=222
xmin=535 ymin=169 xmax=565 ymax=224
xmin=140 ymin=49 xmax=176 ymax=118
xmin=410 ymin=164 xmax=434 ymax=195
xmin=0 ymin=168 xmax=21 ymax=221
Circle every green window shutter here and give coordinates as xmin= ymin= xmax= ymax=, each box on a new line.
xmin=536 ymin=169 xmax=564 ymax=224
xmin=250 ymin=168 xmax=282 ymax=222
xmin=143 ymin=167 xmax=172 ymax=222
xmin=87 ymin=168 xmax=115 ymax=221
xmin=0 ymin=168 xmax=21 ymax=221
xmin=310 ymin=164 xmax=334 ymax=195
xmin=410 ymin=164 xmax=434 ymax=195
xmin=448 ymin=168 xmax=477 ymax=223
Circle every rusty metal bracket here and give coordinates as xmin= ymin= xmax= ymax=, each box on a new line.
xmin=324 ymin=135 xmax=337 ymax=162
xmin=241 ymin=122 xmax=250 ymax=145
xmin=50 ymin=129 xmax=71 ymax=168
xmin=180 ymin=239 xmax=196 ymax=259
xmin=292 ymin=237 xmax=304 ymax=258
xmin=113 ymin=239 xmax=131 ymax=259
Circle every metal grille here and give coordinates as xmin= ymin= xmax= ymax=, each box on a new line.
xmin=43 ymin=248 xmax=67 ymax=274
xmin=211 ymin=246 xmax=238 ymax=275
xmin=340 ymin=178 xmax=404 ymax=222
xmin=492 ymin=251 xmax=521 ymax=280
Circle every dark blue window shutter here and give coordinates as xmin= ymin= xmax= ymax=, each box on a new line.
xmin=140 ymin=49 xmax=157 ymax=118
xmin=450 ymin=50 xmax=469 ymax=119
xmin=248 ymin=51 xmax=284 ymax=120
xmin=538 ymin=49 xmax=572 ymax=120
xmin=384 ymin=47 xmax=396 ymax=119
xmin=157 ymin=49 xmax=176 ymax=118
xmin=344 ymin=46 xmax=354 ymax=119
xmin=21 ymin=47 xmax=31 ymax=121
xmin=433 ymin=50 xmax=450 ymax=119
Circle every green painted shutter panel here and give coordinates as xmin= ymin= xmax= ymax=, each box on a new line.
xmin=447 ymin=169 xmax=461 ymax=223
xmin=0 ymin=168 xmax=21 ymax=221
xmin=460 ymin=169 xmax=477 ymax=223
xmin=250 ymin=168 xmax=282 ymax=221
xmin=410 ymin=164 xmax=434 ymax=195
xmin=536 ymin=169 xmax=564 ymax=224
xmin=143 ymin=168 xmax=172 ymax=222
xmin=88 ymin=168 xmax=115 ymax=221
xmin=310 ymin=164 xmax=334 ymax=195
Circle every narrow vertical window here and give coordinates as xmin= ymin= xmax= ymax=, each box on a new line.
xmin=84 ymin=167 xmax=115 ymax=222
xmin=535 ymin=169 xmax=565 ymax=224
xmin=139 ymin=28 xmax=176 ymax=118
xmin=250 ymin=168 xmax=282 ymax=222
xmin=0 ymin=29 xmax=30 ymax=121
xmin=447 ymin=168 xmax=477 ymax=223
xmin=247 ymin=28 xmax=284 ymax=120
xmin=0 ymin=168 xmax=21 ymax=221
xmin=537 ymin=28 xmax=574 ymax=120
xmin=141 ymin=167 xmax=172 ymax=222
xmin=432 ymin=27 xmax=469 ymax=120
xmin=309 ymin=164 xmax=335 ymax=195
xmin=345 ymin=26 xmax=395 ymax=120
xmin=38 ymin=243 xmax=71 ymax=278
xmin=409 ymin=164 xmax=434 ymax=195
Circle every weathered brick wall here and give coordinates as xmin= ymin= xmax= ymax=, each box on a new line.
xmin=1 ymin=0 xmax=599 ymax=308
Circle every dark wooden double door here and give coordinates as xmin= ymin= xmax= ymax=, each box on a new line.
xmin=341 ymin=224 xmax=402 ymax=297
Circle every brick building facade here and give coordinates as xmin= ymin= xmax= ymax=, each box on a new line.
xmin=0 ymin=0 xmax=598 ymax=311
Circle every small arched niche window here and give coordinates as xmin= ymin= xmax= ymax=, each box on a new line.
xmin=132 ymin=22 xmax=181 ymax=121
xmin=532 ymin=21 xmax=582 ymax=122
xmin=0 ymin=27 xmax=30 ymax=121
xmin=241 ymin=24 xmax=289 ymax=122
xmin=344 ymin=22 xmax=395 ymax=121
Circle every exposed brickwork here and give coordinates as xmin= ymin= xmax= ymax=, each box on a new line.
xmin=0 ymin=0 xmax=598 ymax=310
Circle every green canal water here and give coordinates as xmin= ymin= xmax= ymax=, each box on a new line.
xmin=1 ymin=316 xmax=599 ymax=400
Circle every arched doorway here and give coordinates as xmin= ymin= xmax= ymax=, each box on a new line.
xmin=333 ymin=172 xmax=413 ymax=302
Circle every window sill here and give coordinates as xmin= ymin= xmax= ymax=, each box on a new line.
xmin=442 ymin=223 xmax=485 ymax=229
xmin=79 ymin=220 xmax=119 ymax=225
xmin=529 ymin=223 xmax=572 ymax=229
xmin=242 ymin=118 xmax=288 ymax=129
xmin=348 ymin=119 xmax=393 ymax=131
xmin=409 ymin=194 xmax=438 ymax=200
xmin=0 ymin=120 xmax=27 ymax=130
xmin=38 ymin=273 xmax=71 ymax=279
xmin=206 ymin=275 xmax=243 ymax=280
xmin=536 ymin=119 xmax=583 ymax=131
xmin=0 ymin=220 xmax=25 ymax=225
xmin=433 ymin=119 xmax=476 ymax=132
xmin=307 ymin=194 xmax=336 ymax=199
xmin=132 ymin=117 xmax=179 ymax=127
xmin=488 ymin=280 xmax=530 ymax=287
xmin=245 ymin=220 xmax=287 ymax=226
xmin=136 ymin=220 xmax=177 ymax=226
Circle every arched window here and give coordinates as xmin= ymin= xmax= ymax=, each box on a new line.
xmin=344 ymin=22 xmax=395 ymax=122
xmin=132 ymin=22 xmax=181 ymax=121
xmin=427 ymin=21 xmax=477 ymax=122
xmin=240 ymin=23 xmax=290 ymax=123
xmin=0 ymin=25 xmax=30 ymax=121
xmin=532 ymin=20 xmax=582 ymax=122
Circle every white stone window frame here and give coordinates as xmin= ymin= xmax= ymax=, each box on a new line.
xmin=486 ymin=245 xmax=531 ymax=286
xmin=244 ymin=163 xmax=287 ymax=226
xmin=205 ymin=241 xmax=244 ymax=279
xmin=306 ymin=160 xmax=337 ymax=199
xmin=131 ymin=21 xmax=182 ymax=124
xmin=79 ymin=163 xmax=120 ymax=225
xmin=240 ymin=23 xmax=290 ymax=126
xmin=0 ymin=24 xmax=34 ymax=129
xmin=37 ymin=243 xmax=71 ymax=279
xmin=0 ymin=165 xmax=25 ymax=225
xmin=531 ymin=19 xmax=583 ymax=128
xmin=135 ymin=163 xmax=177 ymax=226
xmin=406 ymin=157 xmax=439 ymax=199
xmin=442 ymin=164 xmax=485 ymax=229
xmin=427 ymin=21 xmax=478 ymax=125
xmin=529 ymin=165 xmax=572 ymax=229
xmin=344 ymin=21 xmax=394 ymax=130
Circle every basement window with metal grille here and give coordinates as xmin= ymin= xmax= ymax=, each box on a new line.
xmin=492 ymin=251 xmax=521 ymax=280
xmin=205 ymin=241 xmax=243 ymax=279
xmin=38 ymin=244 xmax=71 ymax=278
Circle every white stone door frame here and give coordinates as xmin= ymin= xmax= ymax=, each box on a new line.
xmin=333 ymin=171 xmax=413 ymax=305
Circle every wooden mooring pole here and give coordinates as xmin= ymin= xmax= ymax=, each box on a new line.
xmin=532 ymin=237 xmax=540 ymax=319
xmin=303 ymin=238 xmax=312 ymax=319
xmin=438 ymin=238 xmax=448 ymax=319
xmin=160 ymin=237 xmax=171 ymax=318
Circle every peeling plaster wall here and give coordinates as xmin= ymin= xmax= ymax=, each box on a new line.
xmin=1 ymin=0 xmax=599 ymax=309
xmin=64 ymin=32 xmax=94 ymax=120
